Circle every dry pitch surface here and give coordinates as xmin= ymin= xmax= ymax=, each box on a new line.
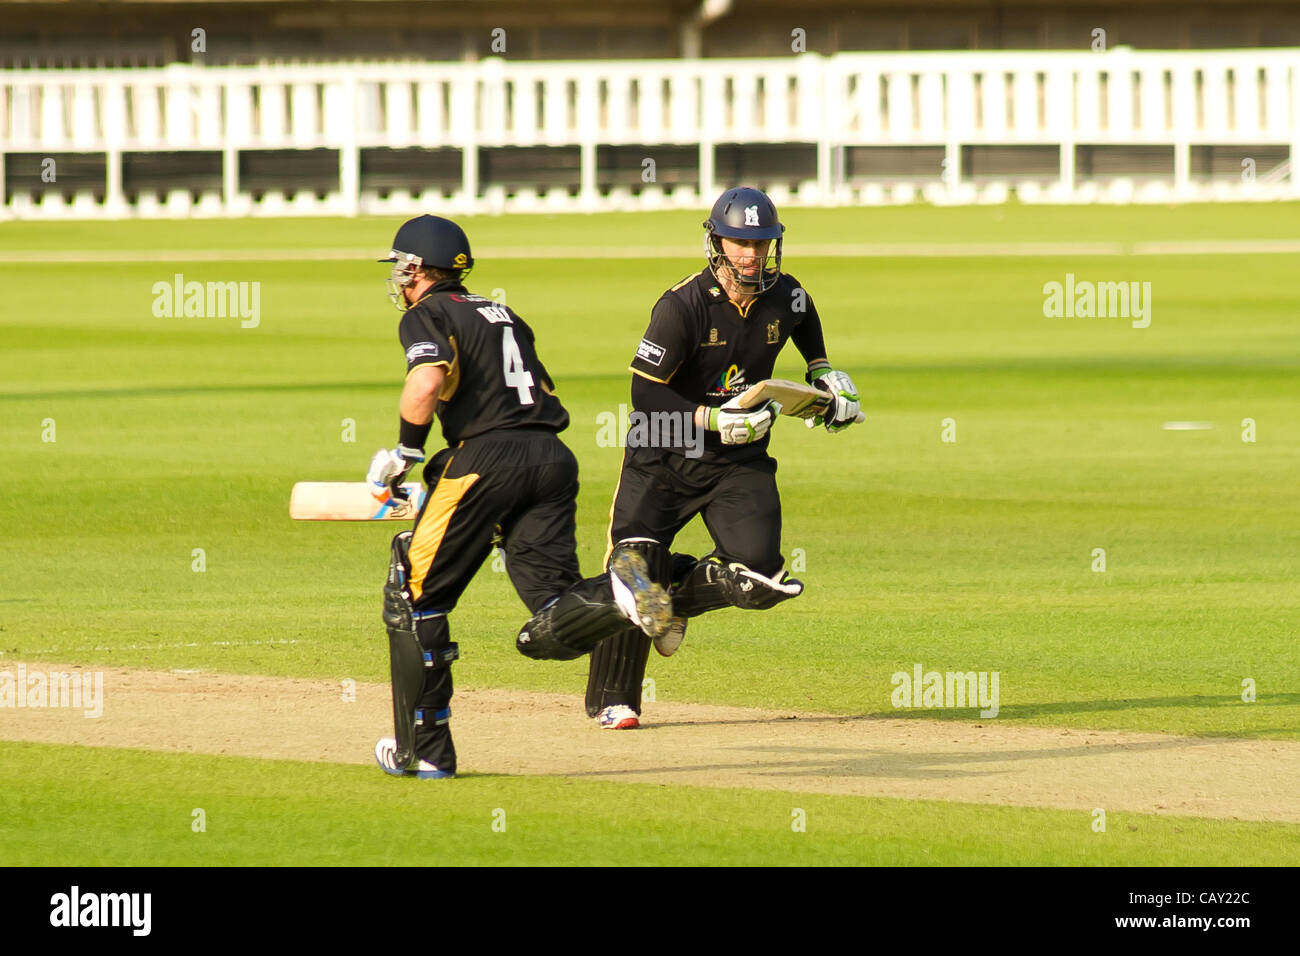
xmin=3 ymin=661 xmax=1296 ymax=825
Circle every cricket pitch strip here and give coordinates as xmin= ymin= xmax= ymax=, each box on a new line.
xmin=3 ymin=661 xmax=1297 ymax=824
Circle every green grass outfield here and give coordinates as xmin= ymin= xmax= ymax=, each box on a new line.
xmin=1 ymin=203 xmax=1297 ymax=864
xmin=3 ymin=742 xmax=1296 ymax=866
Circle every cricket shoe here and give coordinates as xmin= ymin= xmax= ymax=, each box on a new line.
xmin=654 ymin=616 xmax=688 ymax=657
xmin=374 ymin=737 xmax=455 ymax=779
xmin=596 ymin=704 xmax=640 ymax=730
xmin=609 ymin=547 xmax=673 ymax=640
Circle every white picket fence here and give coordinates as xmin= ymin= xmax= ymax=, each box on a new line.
xmin=1 ymin=48 xmax=1297 ymax=218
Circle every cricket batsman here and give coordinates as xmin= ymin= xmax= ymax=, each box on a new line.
xmin=367 ymin=215 xmax=672 ymax=777
xmin=585 ymin=186 xmax=861 ymax=729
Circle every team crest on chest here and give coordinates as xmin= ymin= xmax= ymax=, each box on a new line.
xmin=766 ymin=320 xmax=780 ymax=344
xmin=701 ymin=326 xmax=727 ymax=347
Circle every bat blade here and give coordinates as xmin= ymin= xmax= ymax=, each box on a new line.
xmin=734 ymin=378 xmax=864 ymax=423
xmin=290 ymin=482 xmax=425 ymax=521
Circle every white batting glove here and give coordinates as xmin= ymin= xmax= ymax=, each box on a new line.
xmin=366 ymin=445 xmax=425 ymax=500
xmin=810 ymin=369 xmax=861 ymax=433
xmin=709 ymin=400 xmax=781 ymax=445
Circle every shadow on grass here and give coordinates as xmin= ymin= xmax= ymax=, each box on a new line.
xmin=566 ymin=733 xmax=1294 ymax=788
xmin=0 ymin=370 xmax=629 ymax=404
xmin=650 ymin=693 xmax=1300 ymax=740
xmin=572 ymin=720 xmax=1300 ymax=792
xmin=0 ymin=380 xmax=393 ymax=403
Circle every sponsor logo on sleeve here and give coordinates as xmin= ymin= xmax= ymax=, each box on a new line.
xmin=636 ymin=338 xmax=666 ymax=366
xmin=406 ymin=342 xmax=441 ymax=363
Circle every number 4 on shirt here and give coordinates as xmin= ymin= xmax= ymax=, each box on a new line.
xmin=501 ymin=326 xmax=535 ymax=405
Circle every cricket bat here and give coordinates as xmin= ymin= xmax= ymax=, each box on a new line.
xmin=289 ymin=482 xmax=426 ymax=521
xmin=734 ymin=379 xmax=866 ymax=423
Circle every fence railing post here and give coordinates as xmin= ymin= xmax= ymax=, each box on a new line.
xmin=339 ymin=74 xmax=359 ymax=216
xmin=1291 ymin=58 xmax=1300 ymax=197
xmin=2 ymin=51 xmax=1298 ymax=218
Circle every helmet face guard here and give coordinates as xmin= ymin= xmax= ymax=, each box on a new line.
xmin=703 ymin=187 xmax=785 ymax=294
xmin=704 ymin=231 xmax=783 ymax=293
xmin=380 ymin=250 xmax=472 ymax=312
xmin=384 ymin=250 xmax=423 ymax=312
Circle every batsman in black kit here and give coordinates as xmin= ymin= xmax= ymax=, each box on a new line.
xmin=366 ymin=215 xmax=672 ymax=778
xmin=585 ymin=187 xmax=862 ymax=730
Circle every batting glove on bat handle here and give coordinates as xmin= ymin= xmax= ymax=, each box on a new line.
xmin=366 ymin=446 xmax=425 ymax=501
xmin=805 ymin=411 xmax=866 ymax=428
xmin=710 ymin=400 xmax=781 ymax=445
xmin=810 ymin=369 xmax=862 ymax=432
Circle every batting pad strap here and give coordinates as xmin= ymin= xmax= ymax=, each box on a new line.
xmin=422 ymin=643 xmax=459 ymax=669
xmin=728 ymin=563 xmax=804 ymax=609
xmin=735 ymin=566 xmax=803 ymax=596
xmin=415 ymin=614 xmax=458 ymax=670
xmin=671 ymin=559 xmax=733 ymax=617
xmin=674 ymin=557 xmax=803 ymax=613
xmin=516 ymin=586 xmax=628 ymax=661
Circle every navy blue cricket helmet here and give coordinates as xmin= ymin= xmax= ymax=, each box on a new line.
xmin=703 ymin=186 xmax=785 ymax=292
xmin=378 ymin=215 xmax=474 ymax=311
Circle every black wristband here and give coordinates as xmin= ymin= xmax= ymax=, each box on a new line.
xmin=399 ymin=416 xmax=432 ymax=453
xmin=804 ymin=360 xmax=832 ymax=385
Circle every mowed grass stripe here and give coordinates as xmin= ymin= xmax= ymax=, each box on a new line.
xmin=4 ymin=238 xmax=1300 ymax=263
xmin=1 ymin=742 xmax=1295 ymax=866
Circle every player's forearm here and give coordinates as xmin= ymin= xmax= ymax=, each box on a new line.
xmin=630 ymin=374 xmax=713 ymax=430
xmin=400 ymin=365 xmax=445 ymax=422
xmin=399 ymin=365 xmax=446 ymax=449
xmin=399 ymin=389 xmax=437 ymax=425
xmin=630 ymin=373 xmax=699 ymax=419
